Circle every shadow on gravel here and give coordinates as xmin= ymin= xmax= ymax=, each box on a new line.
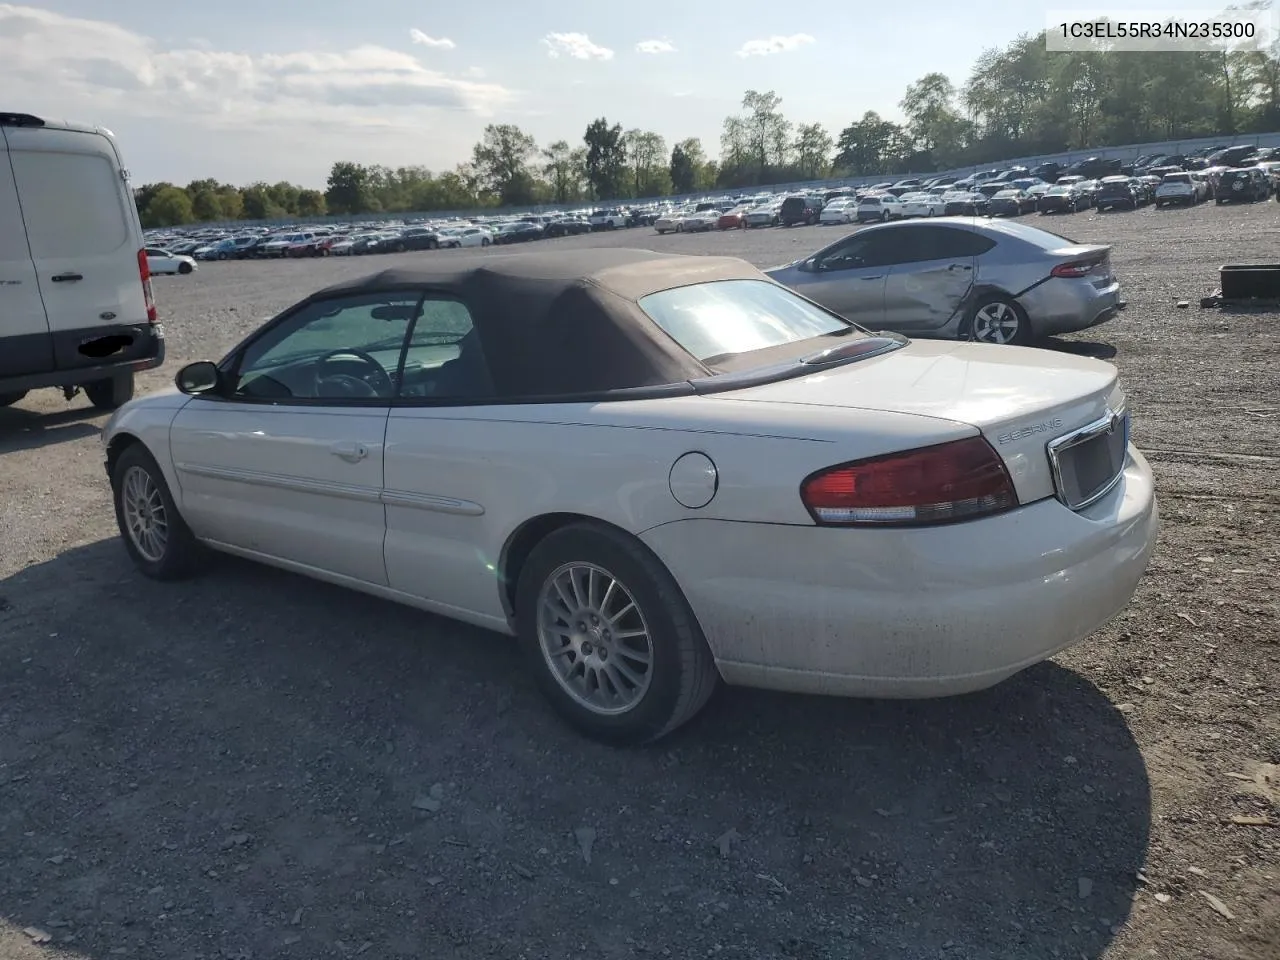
xmin=0 ymin=404 xmax=101 ymax=454
xmin=1041 ymin=337 xmax=1119 ymax=360
xmin=0 ymin=540 xmax=1151 ymax=960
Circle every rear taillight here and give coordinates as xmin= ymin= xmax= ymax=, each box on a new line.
xmin=800 ymin=436 xmax=1017 ymax=526
xmin=1050 ymin=260 xmax=1102 ymax=279
xmin=137 ymin=248 xmax=158 ymax=323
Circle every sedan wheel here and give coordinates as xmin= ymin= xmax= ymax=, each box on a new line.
xmin=516 ymin=523 xmax=718 ymax=744
xmin=110 ymin=444 xmax=205 ymax=580
xmin=967 ymin=296 xmax=1029 ymax=345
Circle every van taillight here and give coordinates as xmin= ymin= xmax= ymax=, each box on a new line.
xmin=137 ymin=248 xmax=157 ymax=323
xmin=800 ymin=437 xmax=1018 ymax=526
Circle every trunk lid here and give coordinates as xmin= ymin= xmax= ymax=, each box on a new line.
xmin=714 ymin=338 xmax=1124 ymax=505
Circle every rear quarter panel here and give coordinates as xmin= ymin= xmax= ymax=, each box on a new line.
xmin=382 ymin=397 xmax=975 ymax=618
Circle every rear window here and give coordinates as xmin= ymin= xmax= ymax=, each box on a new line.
xmin=1163 ymin=173 xmax=1192 ymax=184
xmin=9 ymin=148 xmax=129 ymax=259
xmin=638 ymin=279 xmax=852 ymax=364
xmin=981 ymin=219 xmax=1078 ymax=248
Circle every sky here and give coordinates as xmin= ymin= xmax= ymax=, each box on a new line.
xmin=0 ymin=1 xmax=1236 ymax=187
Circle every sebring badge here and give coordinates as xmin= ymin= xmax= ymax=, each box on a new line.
xmin=997 ymin=418 xmax=1064 ymax=444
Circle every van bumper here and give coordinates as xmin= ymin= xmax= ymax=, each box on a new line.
xmin=0 ymin=324 xmax=164 ymax=395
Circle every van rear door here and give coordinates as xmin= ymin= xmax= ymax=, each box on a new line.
xmin=0 ymin=123 xmax=53 ymax=382
xmin=4 ymin=123 xmax=153 ymax=374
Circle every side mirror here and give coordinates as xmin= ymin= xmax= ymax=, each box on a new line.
xmin=176 ymin=360 xmax=222 ymax=396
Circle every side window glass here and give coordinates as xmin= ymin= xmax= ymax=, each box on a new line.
xmin=815 ymin=235 xmax=888 ymax=271
xmin=929 ymin=227 xmax=997 ymax=258
xmin=397 ymin=298 xmax=496 ymax=402
xmin=232 ymin=293 xmax=421 ymax=402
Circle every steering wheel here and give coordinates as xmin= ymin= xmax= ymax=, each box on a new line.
xmin=313 ymin=349 xmax=393 ymax=399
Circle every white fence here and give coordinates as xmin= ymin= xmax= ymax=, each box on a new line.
xmin=184 ymin=131 xmax=1280 ymax=231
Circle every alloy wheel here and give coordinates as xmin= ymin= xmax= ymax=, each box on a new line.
xmin=536 ymin=562 xmax=654 ymax=716
xmin=121 ymin=465 xmax=169 ymax=563
xmin=971 ymin=301 xmax=1023 ymax=345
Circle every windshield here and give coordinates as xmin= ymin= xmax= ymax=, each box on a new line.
xmin=638 ymin=279 xmax=854 ymax=365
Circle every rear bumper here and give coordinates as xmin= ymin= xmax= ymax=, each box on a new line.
xmin=640 ymin=448 xmax=1157 ymax=698
xmin=1020 ymin=276 xmax=1122 ymax=337
xmin=0 ymin=325 xmax=164 ymax=394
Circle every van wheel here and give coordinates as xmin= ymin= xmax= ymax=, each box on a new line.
xmin=516 ymin=522 xmax=719 ymax=745
xmin=84 ymin=372 xmax=134 ymax=411
xmin=0 ymin=390 xmax=27 ymax=407
xmin=111 ymin=443 xmax=205 ymax=580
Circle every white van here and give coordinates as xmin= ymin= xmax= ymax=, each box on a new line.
xmin=1 ymin=111 xmax=163 ymax=410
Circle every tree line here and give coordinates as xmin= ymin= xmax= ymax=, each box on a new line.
xmin=136 ymin=31 xmax=1280 ymax=227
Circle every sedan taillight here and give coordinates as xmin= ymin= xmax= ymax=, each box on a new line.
xmin=800 ymin=437 xmax=1017 ymax=526
xmin=1050 ymin=260 xmax=1102 ymax=279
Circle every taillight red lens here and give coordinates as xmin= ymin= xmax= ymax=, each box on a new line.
xmin=800 ymin=436 xmax=1017 ymax=526
xmin=137 ymin=248 xmax=158 ymax=323
xmin=1050 ymin=260 xmax=1098 ymax=278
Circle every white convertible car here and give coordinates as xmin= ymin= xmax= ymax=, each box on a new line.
xmin=102 ymin=249 xmax=1158 ymax=744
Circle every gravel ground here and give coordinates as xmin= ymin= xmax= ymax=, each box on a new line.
xmin=1 ymin=202 xmax=1277 ymax=960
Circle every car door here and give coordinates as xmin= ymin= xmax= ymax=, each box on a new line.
xmin=882 ymin=225 xmax=988 ymax=333
xmin=5 ymin=124 xmax=151 ymax=371
xmin=0 ymin=126 xmax=52 ymax=381
xmin=381 ymin=297 xmax=507 ymax=621
xmin=786 ymin=228 xmax=906 ymax=323
xmin=168 ymin=290 xmax=425 ymax=586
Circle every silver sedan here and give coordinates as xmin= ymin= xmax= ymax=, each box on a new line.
xmin=765 ymin=217 xmax=1121 ymax=345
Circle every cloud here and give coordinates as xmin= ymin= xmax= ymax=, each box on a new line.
xmin=0 ymin=5 xmax=513 ymax=124
xmin=409 ymin=28 xmax=455 ymax=49
xmin=735 ymin=33 xmax=815 ymax=57
xmin=542 ymin=32 xmax=614 ymax=60
xmin=635 ymin=38 xmax=676 ymax=54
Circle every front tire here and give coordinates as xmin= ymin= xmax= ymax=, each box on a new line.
xmin=515 ymin=523 xmax=719 ymax=745
xmin=110 ymin=444 xmax=206 ymax=580
xmin=178 ymin=262 xmax=193 ymax=275
xmin=84 ymin=372 xmax=134 ymax=410
xmin=964 ymin=294 xmax=1030 ymax=346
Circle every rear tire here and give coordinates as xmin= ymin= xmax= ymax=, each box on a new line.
xmin=84 ymin=372 xmax=134 ymax=411
xmin=963 ymin=294 xmax=1030 ymax=346
xmin=0 ymin=390 xmax=27 ymax=407
xmin=515 ymin=523 xmax=719 ymax=745
xmin=110 ymin=443 xmax=206 ymax=581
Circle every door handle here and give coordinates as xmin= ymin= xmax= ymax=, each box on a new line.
xmin=51 ymin=272 xmax=83 ymax=282
xmin=948 ymin=264 xmax=972 ymax=271
xmin=861 ymin=275 xmax=884 ymax=280
xmin=329 ymin=441 xmax=369 ymax=462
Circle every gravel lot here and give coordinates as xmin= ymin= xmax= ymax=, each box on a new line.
xmin=1 ymin=203 xmax=1277 ymax=960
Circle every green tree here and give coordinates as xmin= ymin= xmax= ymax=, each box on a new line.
xmin=542 ymin=140 xmax=585 ymax=203
xmin=190 ymin=189 xmax=222 ymax=221
xmin=325 ymin=162 xmax=372 ymax=215
xmin=669 ymin=139 xmax=699 ymax=193
xmin=900 ymin=72 xmax=969 ymax=166
xmin=471 ymin=123 xmax=538 ymax=206
xmin=624 ymin=129 xmax=669 ymax=197
xmin=583 ymin=118 xmax=627 ymax=200
xmin=143 ymin=186 xmax=195 ymax=227
xmin=793 ymin=123 xmax=833 ymax=180
xmin=134 ymin=182 xmax=173 ymax=220
xmin=832 ymin=112 xmax=906 ymax=176
xmin=297 ymin=189 xmax=327 ymax=217
xmin=217 ymin=187 xmax=244 ymax=220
